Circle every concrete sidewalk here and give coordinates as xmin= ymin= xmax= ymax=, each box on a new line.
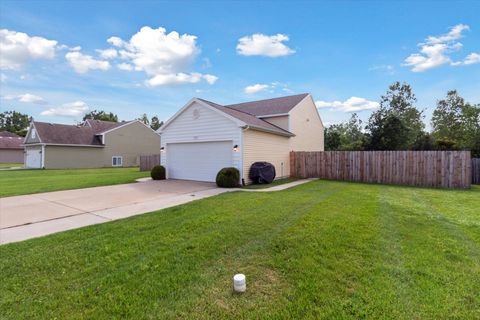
xmin=0 ymin=179 xmax=313 ymax=245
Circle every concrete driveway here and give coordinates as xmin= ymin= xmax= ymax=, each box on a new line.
xmin=0 ymin=179 xmax=226 ymax=244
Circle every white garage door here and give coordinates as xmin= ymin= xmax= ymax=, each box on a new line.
xmin=167 ymin=141 xmax=233 ymax=182
xmin=26 ymin=149 xmax=42 ymax=168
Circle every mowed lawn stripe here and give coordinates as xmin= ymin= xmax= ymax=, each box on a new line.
xmin=378 ymin=187 xmax=480 ymax=318
xmin=1 ymin=181 xmax=479 ymax=319
xmin=175 ymin=182 xmax=349 ymax=318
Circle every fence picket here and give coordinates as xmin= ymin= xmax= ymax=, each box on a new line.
xmin=139 ymin=154 xmax=161 ymax=171
xmin=289 ymin=151 xmax=471 ymax=189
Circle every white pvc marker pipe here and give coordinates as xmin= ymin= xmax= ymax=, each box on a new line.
xmin=233 ymin=273 xmax=246 ymax=293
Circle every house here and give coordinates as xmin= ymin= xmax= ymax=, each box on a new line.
xmin=23 ymin=119 xmax=160 ymax=169
xmin=159 ymin=93 xmax=324 ymax=183
xmin=0 ymin=131 xmax=24 ymax=164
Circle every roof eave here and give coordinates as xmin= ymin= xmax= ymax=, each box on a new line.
xmin=23 ymin=143 xmax=105 ymax=148
xmin=244 ymin=125 xmax=295 ymax=137
xmin=257 ymin=113 xmax=290 ymax=118
xmin=158 ymin=98 xmax=246 ymax=133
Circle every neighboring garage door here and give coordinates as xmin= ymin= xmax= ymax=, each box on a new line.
xmin=167 ymin=141 xmax=233 ymax=182
xmin=25 ymin=148 xmax=42 ymax=168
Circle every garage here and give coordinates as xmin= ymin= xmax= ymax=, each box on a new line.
xmin=167 ymin=141 xmax=233 ymax=182
xmin=25 ymin=148 xmax=42 ymax=168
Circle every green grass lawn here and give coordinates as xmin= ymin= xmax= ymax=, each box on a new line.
xmin=1 ymin=180 xmax=479 ymax=319
xmin=243 ymin=177 xmax=299 ymax=189
xmin=0 ymin=167 xmax=150 ymax=197
xmin=0 ymin=163 xmax=22 ymax=168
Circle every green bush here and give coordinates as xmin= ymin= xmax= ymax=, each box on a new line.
xmin=151 ymin=165 xmax=166 ymax=180
xmin=216 ymin=167 xmax=240 ymax=188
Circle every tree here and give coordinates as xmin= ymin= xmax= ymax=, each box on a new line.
xmin=139 ymin=113 xmax=149 ymax=125
xmin=412 ymin=132 xmax=435 ymax=150
xmin=366 ymin=114 xmax=409 ymax=150
xmin=150 ymin=116 xmax=163 ymax=130
xmin=324 ymin=126 xmax=342 ymax=150
xmin=0 ymin=110 xmax=31 ymax=137
xmin=83 ymin=110 xmax=118 ymax=122
xmin=324 ymin=113 xmax=366 ymax=151
xmin=366 ymin=82 xmax=425 ymax=150
xmin=432 ymin=91 xmax=480 ymax=156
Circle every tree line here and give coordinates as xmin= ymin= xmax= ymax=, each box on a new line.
xmin=325 ymin=82 xmax=480 ymax=157
xmin=0 ymin=109 xmax=164 ymax=136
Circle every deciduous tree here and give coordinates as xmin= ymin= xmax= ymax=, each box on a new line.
xmin=83 ymin=110 xmax=118 ymax=122
xmin=366 ymin=82 xmax=424 ymax=150
xmin=0 ymin=110 xmax=31 ymax=137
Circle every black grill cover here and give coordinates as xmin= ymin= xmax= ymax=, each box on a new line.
xmin=249 ymin=162 xmax=276 ymax=184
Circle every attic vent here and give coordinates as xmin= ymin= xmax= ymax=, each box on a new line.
xmin=193 ymin=109 xmax=200 ymax=119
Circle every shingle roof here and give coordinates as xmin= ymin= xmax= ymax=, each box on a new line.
xmin=0 ymin=136 xmax=23 ymax=149
xmin=85 ymin=119 xmax=129 ymax=134
xmin=31 ymin=122 xmax=104 ymax=146
xmin=0 ymin=131 xmax=21 ymax=138
xmin=226 ymin=93 xmax=309 ymax=116
xmin=197 ymin=95 xmax=305 ymax=136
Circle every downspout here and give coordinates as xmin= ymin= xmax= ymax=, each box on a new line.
xmin=240 ymin=126 xmax=248 ymax=186
xmin=41 ymin=144 xmax=45 ymax=169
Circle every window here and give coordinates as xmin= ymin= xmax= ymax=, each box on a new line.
xmin=31 ymin=128 xmax=36 ymax=139
xmin=112 ymin=156 xmax=123 ymax=167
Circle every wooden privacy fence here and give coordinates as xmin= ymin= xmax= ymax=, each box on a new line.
xmin=139 ymin=154 xmax=161 ymax=171
xmin=472 ymin=158 xmax=480 ymax=184
xmin=290 ymin=151 xmax=471 ymax=189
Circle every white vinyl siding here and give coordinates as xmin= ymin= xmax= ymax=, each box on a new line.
xmin=160 ymin=101 xmax=242 ymax=178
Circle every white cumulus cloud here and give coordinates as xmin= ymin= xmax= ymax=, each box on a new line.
xmin=237 ymin=33 xmax=295 ymax=57
xmin=244 ymin=83 xmax=270 ymax=94
xmin=41 ymin=101 xmax=89 ymax=117
xmin=244 ymin=82 xmax=291 ymax=94
xmin=3 ymin=93 xmax=47 ymax=104
xmin=107 ymin=36 xmax=126 ymax=47
xmin=65 ymin=51 xmax=110 ymax=74
xmin=463 ymin=52 xmax=480 ymax=65
xmin=117 ymin=62 xmax=133 ymax=71
xmin=203 ymin=74 xmax=218 ymax=84
xmin=96 ymin=48 xmax=118 ymax=59
xmin=105 ymin=26 xmax=217 ymax=86
xmin=0 ymin=29 xmax=57 ymax=70
xmin=315 ymin=97 xmax=379 ymax=112
xmin=404 ymin=24 xmax=478 ymax=72
xmin=19 ymin=93 xmax=46 ymax=104
xmin=145 ymin=72 xmax=218 ymax=86
xmin=426 ymin=24 xmax=469 ymax=44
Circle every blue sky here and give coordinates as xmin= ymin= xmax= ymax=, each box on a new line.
xmin=0 ymin=0 xmax=479 ymax=127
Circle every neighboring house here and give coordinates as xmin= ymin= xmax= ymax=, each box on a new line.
xmin=23 ymin=119 xmax=160 ymax=169
xmin=159 ymin=93 xmax=324 ymax=183
xmin=0 ymin=131 xmax=24 ymax=164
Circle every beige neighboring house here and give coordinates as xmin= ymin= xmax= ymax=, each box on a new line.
xmin=0 ymin=131 xmax=24 ymax=164
xmin=23 ymin=119 xmax=160 ymax=169
xmin=159 ymin=93 xmax=324 ymax=183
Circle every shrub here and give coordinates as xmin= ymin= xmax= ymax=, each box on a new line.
xmin=151 ymin=165 xmax=166 ymax=180
xmin=216 ymin=167 xmax=240 ymax=188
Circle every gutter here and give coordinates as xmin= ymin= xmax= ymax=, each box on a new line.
xmin=22 ymin=143 xmax=105 ymax=148
xmin=242 ymin=125 xmax=295 ymax=137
